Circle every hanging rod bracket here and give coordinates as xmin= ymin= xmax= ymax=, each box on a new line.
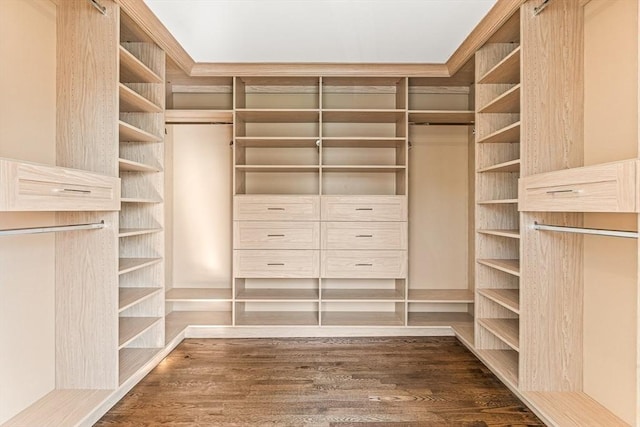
xmin=533 ymin=221 xmax=638 ymax=239
xmin=88 ymin=0 xmax=107 ymax=15
xmin=533 ymin=0 xmax=551 ymax=16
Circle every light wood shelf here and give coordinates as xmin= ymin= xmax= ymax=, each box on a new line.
xmin=235 ymin=288 xmax=319 ymax=301
xmin=165 ymin=288 xmax=233 ymax=302
xmin=321 ymin=137 xmax=406 ymax=147
xmin=119 ymin=287 xmax=161 ymax=312
xmin=119 ymin=83 xmax=162 ymax=113
xmin=478 ymin=318 xmax=519 ymax=351
xmin=408 ymin=110 xmax=475 ymax=125
xmin=236 ymin=311 xmax=319 ymax=326
xmin=165 ymin=311 xmax=233 ymax=343
xmin=119 ymin=45 xmax=162 ymax=83
xmin=119 ymin=347 xmax=162 ymax=385
xmin=118 ymin=158 xmax=161 ymax=173
xmin=476 ymin=229 xmax=520 ymax=239
xmin=477 ymin=199 xmax=518 ymax=205
xmin=407 ymin=289 xmax=474 ymax=303
xmin=322 ymin=109 xmax=406 ymax=123
xmin=321 ymin=311 xmax=404 ymax=327
xmin=118 ymin=316 xmax=162 ymax=349
xmin=119 ymin=120 xmax=162 ymax=143
xmin=322 ymin=289 xmax=404 ymax=301
xmin=477 ymin=259 xmax=520 ymax=276
xmin=165 ymin=109 xmax=233 ymax=124
xmin=453 ymin=324 xmax=475 ymax=348
xmin=120 ymin=197 xmax=163 ymax=204
xmin=476 ymin=349 xmax=519 ymax=389
xmin=0 ymin=389 xmax=112 ymax=427
xmin=407 ymin=312 xmax=473 ymax=327
xmin=478 ymin=289 xmax=520 ymax=314
xmin=477 ymin=121 xmax=520 ymax=144
xmin=235 ymin=137 xmax=319 ymax=148
xmin=479 ymin=84 xmax=521 ymax=114
xmin=235 ymin=165 xmax=320 ymax=173
xmin=235 ymin=109 xmax=319 ymax=123
xmin=477 ymin=159 xmax=520 ymax=173
xmin=118 ymin=257 xmax=162 ymax=275
xmin=119 ymin=228 xmax=162 ymax=238
xmin=321 ymin=165 xmax=406 ymax=173
xmin=523 ymin=392 xmax=629 ymax=427
xmin=479 ymin=46 xmax=521 ymax=84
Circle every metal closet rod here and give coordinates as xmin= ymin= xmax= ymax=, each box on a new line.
xmin=0 ymin=220 xmax=105 ymax=237
xmin=534 ymin=221 xmax=638 ymax=239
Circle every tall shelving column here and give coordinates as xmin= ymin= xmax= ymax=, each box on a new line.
xmin=117 ymin=13 xmax=165 ymax=385
xmin=474 ymin=11 xmax=521 ymax=389
xmin=233 ymin=77 xmax=321 ymax=327
xmin=320 ymin=77 xmax=408 ymax=327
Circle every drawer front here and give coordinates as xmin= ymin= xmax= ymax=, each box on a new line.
xmin=234 ymin=195 xmax=320 ymax=221
xmin=519 ymin=160 xmax=637 ymax=212
xmin=0 ymin=159 xmax=120 ymax=211
xmin=235 ymin=250 xmax=319 ymax=278
xmin=321 ymin=222 xmax=407 ymax=250
xmin=234 ymin=222 xmax=320 ymax=250
xmin=321 ymin=250 xmax=407 ymax=279
xmin=321 ymin=196 xmax=407 ymax=221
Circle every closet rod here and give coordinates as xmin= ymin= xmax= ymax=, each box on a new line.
xmin=0 ymin=220 xmax=105 ymax=237
xmin=533 ymin=0 xmax=552 ymax=16
xmin=88 ymin=0 xmax=107 ymax=15
xmin=534 ymin=222 xmax=638 ymax=239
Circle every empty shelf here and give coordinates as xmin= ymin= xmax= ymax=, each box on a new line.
xmin=322 ymin=165 xmax=406 ymax=173
xmin=322 ymin=289 xmax=404 ymax=301
xmin=322 ymin=109 xmax=405 ymax=123
xmin=165 ymin=311 xmax=233 ymax=344
xmin=119 ymin=347 xmax=162 ymax=385
xmin=478 ymin=318 xmax=519 ymax=351
xmin=235 ymin=165 xmax=320 ymax=173
xmin=479 ymin=46 xmax=521 ymax=84
xmin=119 ymin=120 xmax=162 ymax=143
xmin=408 ymin=110 xmax=474 ymax=125
xmin=408 ymin=289 xmax=474 ymax=302
xmin=478 ymin=289 xmax=520 ymax=314
xmin=476 ymin=349 xmax=519 ymax=389
xmin=235 ymin=288 xmax=319 ymax=301
xmin=235 ymin=109 xmax=319 ymax=123
xmin=120 ymin=197 xmax=163 ymax=204
xmin=235 ymin=137 xmax=319 ymax=148
xmin=118 ymin=316 xmax=161 ymax=349
xmin=119 ymin=287 xmax=161 ymax=312
xmin=119 ymin=158 xmax=161 ymax=173
xmin=118 ymin=257 xmax=162 ymax=275
xmin=407 ymin=312 xmax=473 ymax=327
xmin=477 ymin=121 xmax=520 ymax=144
xmin=453 ymin=323 xmax=475 ymax=348
xmin=477 ymin=199 xmax=518 ymax=205
xmin=477 ymin=229 xmax=520 ymax=239
xmin=321 ymin=137 xmax=406 ymax=148
xmin=236 ymin=311 xmax=319 ymax=326
xmin=119 ymin=45 xmax=162 ymax=83
xmin=119 ymin=83 xmax=162 ymax=113
xmin=165 ymin=109 xmax=233 ymax=124
xmin=165 ymin=288 xmax=233 ymax=302
xmin=477 ymin=259 xmax=520 ymax=276
xmin=119 ymin=228 xmax=162 ymax=238
xmin=479 ymin=84 xmax=521 ymax=114
xmin=321 ymin=311 xmax=403 ymax=327
xmin=477 ymin=159 xmax=520 ymax=173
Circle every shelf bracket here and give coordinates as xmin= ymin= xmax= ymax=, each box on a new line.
xmin=88 ymin=0 xmax=107 ymax=15
xmin=533 ymin=0 xmax=551 ymax=16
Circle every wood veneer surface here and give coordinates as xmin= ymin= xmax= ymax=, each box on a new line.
xmin=96 ymin=337 xmax=542 ymax=426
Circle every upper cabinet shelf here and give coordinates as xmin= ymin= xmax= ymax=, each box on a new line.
xmin=119 ymin=120 xmax=162 ymax=143
xmin=119 ymin=45 xmax=162 ymax=84
xmin=408 ymin=110 xmax=474 ymax=125
xmin=235 ymin=109 xmax=319 ymax=123
xmin=479 ymin=84 xmax=521 ymax=114
xmin=119 ymin=83 xmax=162 ymax=113
xmin=0 ymin=158 xmax=120 ymax=212
xmin=479 ymin=46 xmax=521 ymax=84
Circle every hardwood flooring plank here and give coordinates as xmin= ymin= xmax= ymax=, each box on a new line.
xmin=96 ymin=337 xmax=542 ymax=426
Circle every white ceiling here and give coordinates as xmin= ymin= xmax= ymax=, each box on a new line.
xmin=144 ymin=0 xmax=497 ymax=64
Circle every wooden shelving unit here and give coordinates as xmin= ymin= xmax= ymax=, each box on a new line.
xmin=119 ymin=228 xmax=162 ymax=238
xmin=119 ymin=287 xmax=162 ymax=312
xmin=321 ymin=311 xmax=404 ymax=327
xmin=478 ymin=84 xmax=521 ymax=114
xmin=118 ymin=257 xmax=162 ymax=275
xmin=118 ymin=120 xmax=161 ymax=143
xmin=476 ymin=259 xmax=520 ymax=276
xmin=476 ymin=229 xmax=520 ymax=239
xmin=476 ymin=121 xmax=520 ymax=144
xmin=118 ymin=317 xmax=162 ymax=348
xmin=165 ymin=288 xmax=233 ymax=302
xmin=119 ymin=83 xmax=162 ymax=113
xmin=478 ymin=289 xmax=519 ymax=313
xmin=235 ymin=310 xmax=319 ymax=326
xmin=165 ymin=109 xmax=233 ymax=124
xmin=407 ymin=312 xmax=473 ymax=327
xmin=408 ymin=110 xmax=474 ymax=125
xmin=477 ymin=318 xmax=519 ymax=351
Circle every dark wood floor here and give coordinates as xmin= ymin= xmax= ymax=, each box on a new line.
xmin=96 ymin=337 xmax=543 ymax=426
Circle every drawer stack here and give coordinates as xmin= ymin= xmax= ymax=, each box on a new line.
xmin=320 ymin=196 xmax=408 ymax=326
xmin=233 ymin=195 xmax=320 ymax=325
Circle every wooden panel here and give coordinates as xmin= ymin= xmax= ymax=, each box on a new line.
xmin=119 ymin=287 xmax=161 ymax=312
xmin=234 ymin=221 xmax=320 ymax=250
xmin=165 ymin=288 xmax=233 ymax=301
xmin=119 ymin=348 xmax=162 ymax=385
xmin=478 ymin=318 xmax=519 ymax=351
xmin=321 ymin=311 xmax=404 ymax=327
xmin=407 ymin=312 xmax=473 ymax=327
xmin=165 ymin=109 xmax=233 ymax=123
xmin=234 ymin=195 xmax=320 ymax=221
xmin=321 ymin=250 xmax=407 ymax=279
xmin=234 ymin=250 xmax=320 ymax=278
xmin=236 ymin=109 xmax=319 ymax=123
xmin=321 ymin=195 xmax=407 ymax=221
xmin=165 ymin=311 xmax=232 ymax=343
xmin=477 ymin=349 xmax=519 ymax=389
xmin=0 ymin=158 xmax=120 ymax=211
xmin=477 ymin=121 xmax=520 ymax=144
xmin=478 ymin=159 xmax=520 ymax=173
xmin=521 ymin=0 xmax=584 ymax=176
xmin=119 ymin=317 xmax=162 ymax=348
xmin=523 ymin=392 xmax=629 ymax=427
xmin=407 ymin=289 xmax=474 ymax=302
xmin=119 ymin=120 xmax=162 ymax=143
xmin=322 ymin=110 xmax=405 ymax=123
xmin=478 ymin=84 xmax=520 ymax=114
xmin=322 ymin=289 xmax=404 ymax=301
xmin=236 ymin=288 xmax=319 ymax=301
xmin=119 ymin=83 xmax=162 ymax=113
xmin=519 ymin=160 xmax=637 ymax=212
xmin=408 ymin=110 xmax=475 ymax=125
xmin=235 ymin=309 xmax=319 ymax=326
xmin=479 ymin=46 xmax=521 ymax=84
xmin=321 ymin=222 xmax=407 ymax=250
xmin=477 ymin=259 xmax=520 ymax=276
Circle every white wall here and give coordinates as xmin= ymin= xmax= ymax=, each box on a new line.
xmin=0 ymin=0 xmax=57 ymax=423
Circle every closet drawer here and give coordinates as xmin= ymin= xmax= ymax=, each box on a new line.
xmin=234 ymin=250 xmax=319 ymax=278
xmin=321 ymin=222 xmax=407 ymax=250
xmin=321 ymin=250 xmax=407 ymax=279
xmin=0 ymin=158 xmax=120 ymax=211
xmin=234 ymin=222 xmax=320 ymax=250
xmin=234 ymin=195 xmax=320 ymax=221
xmin=519 ymin=160 xmax=637 ymax=212
xmin=321 ymin=196 xmax=407 ymax=221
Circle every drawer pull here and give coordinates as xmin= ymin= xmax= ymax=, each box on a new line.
xmin=546 ymin=189 xmax=581 ymax=195
xmin=355 ymin=208 xmax=373 ymax=211
xmin=56 ymin=188 xmax=92 ymax=194
xmin=267 ymin=234 xmax=285 ymax=237
xmin=267 ymin=263 xmax=285 ymax=266
xmin=267 ymin=207 xmax=285 ymax=211
xmin=355 ymin=263 xmax=373 ymax=267
xmin=356 ymin=234 xmax=373 ymax=238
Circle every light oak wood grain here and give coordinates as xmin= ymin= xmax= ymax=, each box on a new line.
xmin=234 ymin=195 xmax=320 ymax=221
xmin=407 ymin=289 xmax=474 ymax=302
xmin=165 ymin=288 xmax=233 ymax=301
xmin=523 ymin=392 xmax=629 ymax=427
xmin=408 ymin=110 xmax=475 ymax=125
xmin=234 ymin=221 xmax=320 ymax=250
xmin=478 ymin=46 xmax=521 ymax=84
xmin=118 ymin=348 xmax=162 ymax=386
xmin=165 ymin=109 xmax=233 ymax=123
xmin=118 ymin=317 xmax=162 ymax=348
xmin=321 ymin=311 xmax=404 ymax=327
xmin=321 ymin=221 xmax=407 ymax=250
xmin=407 ymin=312 xmax=473 ymax=327
xmin=321 ymin=250 xmax=407 ymax=279
xmin=478 ymin=318 xmax=519 ymax=351
xmin=321 ymin=195 xmax=407 ymax=221
xmin=235 ymin=250 xmax=320 ymax=278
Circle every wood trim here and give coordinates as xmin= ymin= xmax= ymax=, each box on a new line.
xmin=191 ymin=62 xmax=450 ymax=78
xmin=447 ymin=0 xmax=525 ymax=76
xmin=117 ymin=0 xmax=195 ymax=74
